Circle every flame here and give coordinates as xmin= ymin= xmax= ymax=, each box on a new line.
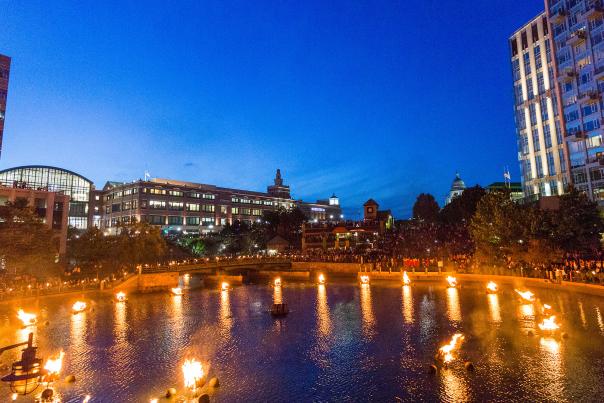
xmin=538 ymin=315 xmax=560 ymax=332
xmin=515 ymin=289 xmax=535 ymax=302
xmin=17 ymin=309 xmax=37 ymax=326
xmin=318 ymin=273 xmax=326 ymax=284
xmin=438 ymin=333 xmax=465 ymax=363
xmin=486 ymin=281 xmax=498 ymax=293
xmin=11 ymin=393 xmax=17 ymax=401
xmin=543 ymin=303 xmax=551 ymax=312
xmin=116 ymin=291 xmax=127 ymax=302
xmin=402 ymin=271 xmax=410 ymax=286
xmin=171 ymin=287 xmax=184 ymax=296
xmin=221 ymin=282 xmax=229 ymax=291
xmin=182 ymin=359 xmax=204 ymax=389
xmin=83 ymin=395 xmax=91 ymax=403
xmin=44 ymin=350 xmax=65 ymax=376
xmin=446 ymin=276 xmax=457 ymax=288
xmin=274 ymin=277 xmax=281 ymax=287
xmin=72 ymin=301 xmax=87 ymax=313
xmin=360 ymin=275 xmax=370 ymax=284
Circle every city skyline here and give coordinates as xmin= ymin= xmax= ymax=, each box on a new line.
xmin=0 ymin=1 xmax=544 ymax=217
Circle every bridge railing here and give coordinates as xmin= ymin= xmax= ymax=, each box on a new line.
xmin=141 ymin=257 xmax=292 ymax=274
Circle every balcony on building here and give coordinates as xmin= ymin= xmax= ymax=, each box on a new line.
xmin=570 ymin=130 xmax=587 ymax=141
xmin=551 ymin=8 xmax=568 ymax=23
xmin=585 ymin=2 xmax=604 ymax=20
xmin=559 ymin=68 xmax=578 ymax=82
xmin=567 ymin=29 xmax=587 ymax=46
xmin=579 ymin=89 xmax=601 ymax=103
xmin=595 ymin=64 xmax=604 ymax=80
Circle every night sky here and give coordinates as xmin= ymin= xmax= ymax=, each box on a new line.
xmin=0 ymin=0 xmax=543 ymax=218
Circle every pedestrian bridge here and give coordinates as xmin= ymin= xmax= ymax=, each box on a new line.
xmin=141 ymin=258 xmax=292 ymax=275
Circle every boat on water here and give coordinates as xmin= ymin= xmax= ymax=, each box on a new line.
xmin=270 ymin=303 xmax=289 ymax=317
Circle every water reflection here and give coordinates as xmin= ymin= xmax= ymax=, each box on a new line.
xmin=487 ymin=294 xmax=501 ymax=323
xmin=578 ymin=302 xmax=588 ymax=329
xmin=219 ymin=289 xmax=233 ymax=336
xmin=446 ymin=288 xmax=461 ymax=322
xmin=441 ymin=368 xmax=470 ymax=402
xmin=360 ymin=284 xmax=375 ymax=338
xmin=273 ymin=285 xmax=282 ymax=305
xmin=596 ymin=307 xmax=604 ymax=334
xmin=518 ymin=304 xmax=535 ymax=320
xmin=402 ymin=286 xmax=413 ymax=324
xmin=316 ymin=284 xmax=331 ymax=337
xmin=70 ymin=310 xmax=89 ymax=376
xmin=539 ymin=337 xmax=564 ymax=400
xmin=114 ymin=300 xmax=127 ymax=341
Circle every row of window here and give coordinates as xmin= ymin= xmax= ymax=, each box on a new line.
xmin=231 ymin=207 xmax=263 ymax=216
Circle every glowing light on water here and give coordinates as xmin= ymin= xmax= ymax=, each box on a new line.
xmin=273 ymin=283 xmax=282 ymax=305
xmin=446 ymin=287 xmax=461 ymax=322
xmin=44 ymin=350 xmax=65 ymax=377
xmin=515 ymin=289 xmax=535 ymax=302
xmin=402 ymin=284 xmax=413 ymax=323
xmin=11 ymin=393 xmax=17 ymax=401
xmin=318 ymin=273 xmax=326 ymax=284
xmin=360 ymin=275 xmax=370 ymax=285
xmin=182 ymin=359 xmax=204 ymax=390
xmin=360 ymin=283 xmax=375 ymax=338
xmin=317 ymin=284 xmax=331 ymax=336
xmin=438 ymin=333 xmax=465 ymax=363
xmin=538 ymin=315 xmax=560 ymax=332
xmin=83 ymin=395 xmax=91 ymax=403
xmin=274 ymin=277 xmax=282 ymax=287
xmin=221 ymin=282 xmax=230 ymax=291
xmin=72 ymin=301 xmax=87 ymax=313
xmin=171 ymin=287 xmax=184 ymax=296
xmin=446 ymin=276 xmax=457 ymax=288
xmin=116 ymin=291 xmax=127 ymax=302
xmin=402 ymin=271 xmax=411 ymax=286
xmin=487 ymin=293 xmax=502 ymax=323
xmin=486 ymin=281 xmax=498 ymax=293
xmin=17 ymin=309 xmax=37 ymax=327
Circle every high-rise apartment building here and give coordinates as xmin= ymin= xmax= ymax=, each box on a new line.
xmin=510 ymin=13 xmax=571 ymax=199
xmin=543 ymin=0 xmax=604 ymax=204
xmin=0 ymin=54 xmax=10 ymax=158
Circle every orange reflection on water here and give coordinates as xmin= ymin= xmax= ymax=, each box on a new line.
xmin=360 ymin=284 xmax=375 ymax=338
xmin=316 ymin=284 xmax=331 ymax=336
xmin=446 ymin=287 xmax=461 ymax=322
xmin=596 ymin=307 xmax=604 ymax=335
xmin=219 ymin=289 xmax=233 ymax=336
xmin=538 ymin=337 xmax=564 ymax=400
xmin=578 ymin=302 xmax=587 ymax=329
xmin=487 ymin=294 xmax=501 ymax=323
xmin=441 ymin=367 xmax=470 ymax=402
xmin=273 ymin=285 xmax=282 ymax=305
xmin=402 ymin=285 xmax=413 ymax=324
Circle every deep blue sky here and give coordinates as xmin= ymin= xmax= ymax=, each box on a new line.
xmin=0 ymin=0 xmax=543 ymax=218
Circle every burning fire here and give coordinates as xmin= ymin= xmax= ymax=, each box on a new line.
xmin=171 ymin=287 xmax=184 ymax=296
xmin=486 ymin=281 xmax=498 ymax=293
xmin=182 ymin=359 xmax=204 ymax=390
xmin=17 ymin=309 xmax=37 ymax=327
xmin=221 ymin=282 xmax=230 ymax=291
xmin=360 ymin=275 xmax=370 ymax=285
xmin=515 ymin=289 xmax=535 ymax=302
xmin=44 ymin=350 xmax=65 ymax=377
xmin=402 ymin=271 xmax=410 ymax=286
xmin=538 ymin=315 xmax=560 ymax=332
xmin=116 ymin=291 xmax=127 ymax=302
xmin=446 ymin=276 xmax=457 ymax=288
xmin=274 ymin=277 xmax=282 ymax=287
xmin=318 ymin=273 xmax=326 ymax=284
xmin=542 ymin=303 xmax=551 ymax=313
xmin=438 ymin=333 xmax=465 ymax=364
xmin=72 ymin=301 xmax=87 ymax=313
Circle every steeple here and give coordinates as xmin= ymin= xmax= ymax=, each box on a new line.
xmin=274 ymin=169 xmax=283 ymax=186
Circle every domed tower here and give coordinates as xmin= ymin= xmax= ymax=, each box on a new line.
xmin=445 ymin=173 xmax=466 ymax=205
xmin=267 ymin=169 xmax=291 ymax=199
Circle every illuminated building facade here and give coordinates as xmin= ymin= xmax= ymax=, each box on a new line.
xmin=0 ymin=54 xmax=10 ymax=158
xmin=0 ymin=165 xmax=99 ymax=229
xmin=102 ymin=169 xmax=341 ymax=234
xmin=510 ymin=13 xmax=571 ymax=199
xmin=0 ymin=185 xmax=69 ymax=254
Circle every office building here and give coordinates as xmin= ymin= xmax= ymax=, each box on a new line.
xmin=101 ymin=169 xmax=342 ymax=234
xmin=0 ymin=165 xmax=100 ymax=229
xmin=0 ymin=54 xmax=10 ymax=158
xmin=510 ymin=13 xmax=571 ymax=200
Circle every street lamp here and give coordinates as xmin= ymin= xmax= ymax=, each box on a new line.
xmin=1 ymin=333 xmax=46 ymax=395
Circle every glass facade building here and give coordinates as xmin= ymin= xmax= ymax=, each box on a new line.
xmin=0 ymin=165 xmax=94 ymax=229
xmin=510 ymin=13 xmax=571 ymax=199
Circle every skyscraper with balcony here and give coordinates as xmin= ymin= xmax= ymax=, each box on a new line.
xmin=510 ymin=13 xmax=571 ymax=199
xmin=544 ymin=0 xmax=604 ymax=204
xmin=0 ymin=54 xmax=10 ymax=158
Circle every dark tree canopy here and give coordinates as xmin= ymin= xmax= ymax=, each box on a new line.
xmin=412 ymin=193 xmax=440 ymax=222
xmin=440 ymin=186 xmax=486 ymax=224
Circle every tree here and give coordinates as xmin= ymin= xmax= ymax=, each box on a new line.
xmin=440 ymin=186 xmax=486 ymax=224
xmin=412 ymin=193 xmax=440 ymax=222
xmin=552 ymin=188 xmax=604 ymax=254
xmin=0 ymin=198 xmax=58 ymax=277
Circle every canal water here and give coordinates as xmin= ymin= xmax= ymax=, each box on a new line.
xmin=1 ymin=279 xmax=604 ymax=402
